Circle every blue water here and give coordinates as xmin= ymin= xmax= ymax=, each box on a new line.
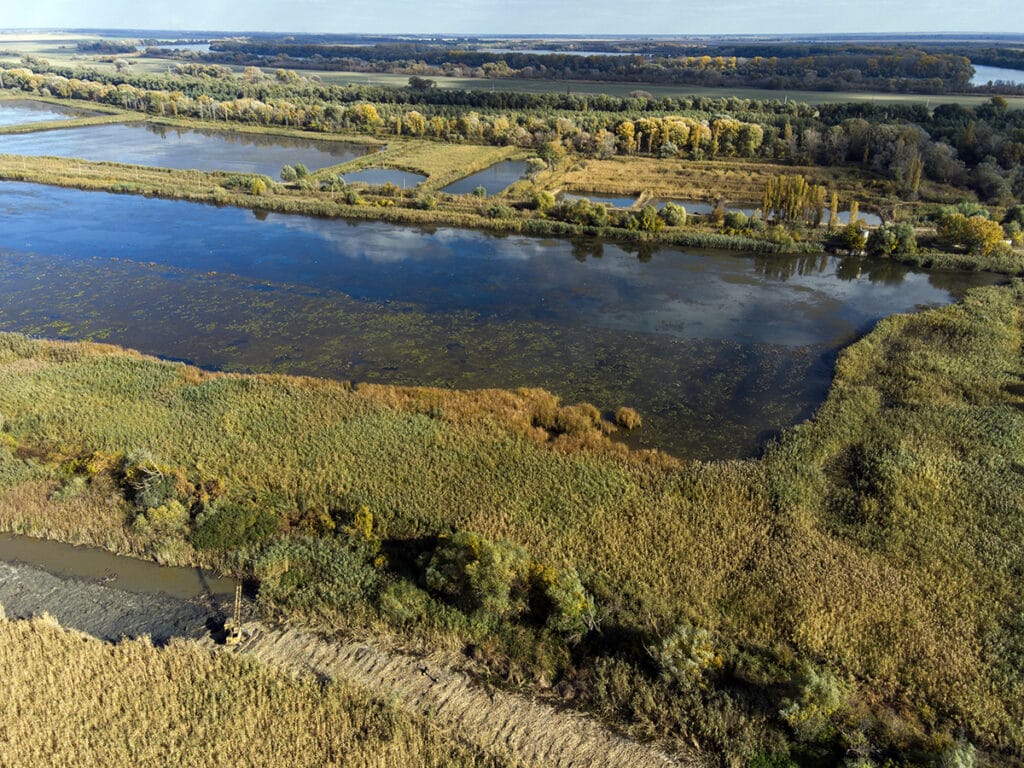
xmin=442 ymin=160 xmax=528 ymax=196
xmin=0 ymin=122 xmax=369 ymax=177
xmin=0 ymin=182 xmax=998 ymax=458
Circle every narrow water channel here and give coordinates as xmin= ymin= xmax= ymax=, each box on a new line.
xmin=0 ymin=532 xmax=235 ymax=643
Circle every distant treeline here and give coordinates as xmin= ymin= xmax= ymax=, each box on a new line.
xmin=76 ymin=40 xmax=137 ymax=54
xmin=194 ymin=40 xmax=978 ymax=94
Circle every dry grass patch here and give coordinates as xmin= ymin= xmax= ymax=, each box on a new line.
xmin=560 ymin=156 xmax=900 ymax=209
xmin=0 ymin=613 xmax=518 ymax=768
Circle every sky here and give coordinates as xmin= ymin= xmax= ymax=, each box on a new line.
xmin=3 ymin=0 xmax=1017 ymax=36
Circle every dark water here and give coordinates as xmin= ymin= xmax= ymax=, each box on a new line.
xmin=0 ymin=533 xmax=235 ymax=602
xmin=0 ymin=123 xmax=370 ymax=177
xmin=345 ymin=167 xmax=427 ymax=187
xmin=0 ymin=182 xmax=1000 ymax=459
xmin=443 ymin=159 xmax=528 ymax=195
xmin=0 ymin=99 xmax=92 ymax=127
xmin=563 ymin=192 xmax=638 ymax=208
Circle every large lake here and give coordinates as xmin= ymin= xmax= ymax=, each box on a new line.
xmin=0 ymin=182 xmax=999 ymax=459
xmin=0 ymin=123 xmax=370 ymax=177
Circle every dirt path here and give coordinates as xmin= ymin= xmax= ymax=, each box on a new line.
xmin=0 ymin=556 xmax=696 ymax=768
xmin=219 ymin=621 xmax=696 ymax=768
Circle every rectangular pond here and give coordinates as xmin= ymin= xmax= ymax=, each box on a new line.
xmin=344 ymin=168 xmax=427 ymax=187
xmin=0 ymin=182 xmax=999 ymax=460
xmin=442 ymin=159 xmax=527 ymax=196
xmin=0 ymin=122 xmax=372 ymax=177
xmin=562 ymin=192 xmax=638 ymax=208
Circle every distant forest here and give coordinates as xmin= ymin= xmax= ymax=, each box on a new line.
xmin=137 ymin=38 xmax=1024 ymax=95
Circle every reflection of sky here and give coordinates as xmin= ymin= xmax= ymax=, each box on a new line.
xmin=442 ymin=160 xmax=528 ymax=195
xmin=0 ymin=101 xmax=78 ymax=127
xmin=0 ymin=182 xmax=999 ymax=350
xmin=0 ymin=124 xmax=367 ymax=176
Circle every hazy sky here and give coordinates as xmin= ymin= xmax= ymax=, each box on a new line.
xmin=4 ymin=0 xmax=1017 ymax=36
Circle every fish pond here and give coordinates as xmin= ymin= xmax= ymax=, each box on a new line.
xmin=562 ymin=192 xmax=638 ymax=208
xmin=344 ymin=168 xmax=427 ymax=187
xmin=442 ymin=159 xmax=528 ymax=195
xmin=0 ymin=182 xmax=999 ymax=459
xmin=0 ymin=122 xmax=371 ymax=177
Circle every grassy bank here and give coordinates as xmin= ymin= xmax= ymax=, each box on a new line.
xmin=0 ymin=612 xmax=517 ymax=768
xmin=0 ymin=281 xmax=1021 ymax=765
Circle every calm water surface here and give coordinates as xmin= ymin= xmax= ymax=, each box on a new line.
xmin=0 ymin=99 xmax=93 ymax=127
xmin=443 ymin=160 xmax=528 ymax=195
xmin=0 ymin=123 xmax=370 ymax=177
xmin=0 ymin=182 xmax=999 ymax=458
xmin=345 ymin=168 xmax=427 ymax=187
xmin=0 ymin=533 xmax=235 ymax=602
xmin=971 ymin=65 xmax=1024 ymax=86
xmin=563 ymin=192 xmax=638 ymax=208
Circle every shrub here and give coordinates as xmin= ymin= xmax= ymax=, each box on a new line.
xmin=533 ymin=190 xmax=556 ymax=212
xmin=659 ymin=202 xmax=686 ymax=227
xmin=648 ymin=619 xmax=722 ymax=690
xmin=628 ymin=205 xmax=664 ymax=233
xmin=778 ymin=662 xmax=846 ymax=742
xmin=190 ymin=499 xmax=279 ymax=551
xmin=487 ymin=204 xmax=515 ymax=219
xmin=254 ymin=536 xmax=381 ymax=614
xmin=134 ymin=499 xmax=189 ymax=536
xmin=615 ymin=406 xmax=642 ymax=430
xmin=425 ymin=531 xmax=531 ymax=619
xmin=723 ymin=211 xmax=749 ymax=230
xmin=320 ymin=175 xmax=347 ymax=192
xmin=533 ymin=565 xmax=596 ymax=636
xmin=473 ymin=185 xmax=487 ymax=198
xmin=279 ymin=165 xmax=297 ymax=182
xmin=866 ymin=222 xmax=917 ymax=257
xmin=937 ymin=212 xmax=1007 ymax=256
xmin=416 ymin=194 xmax=437 ymax=210
xmin=120 ymin=451 xmax=189 ymax=511
xmin=836 ymin=222 xmax=867 ymax=253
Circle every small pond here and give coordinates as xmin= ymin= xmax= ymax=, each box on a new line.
xmin=0 ymin=122 xmax=370 ymax=177
xmin=345 ymin=168 xmax=427 ymax=187
xmin=836 ymin=210 xmax=883 ymax=226
xmin=562 ymin=192 xmax=638 ymax=208
xmin=0 ymin=99 xmax=94 ymax=127
xmin=442 ymin=159 xmax=528 ymax=196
